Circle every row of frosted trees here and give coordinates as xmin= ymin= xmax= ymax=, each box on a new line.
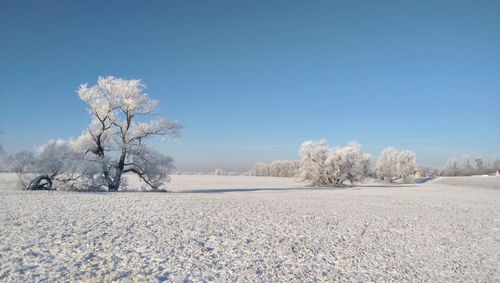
xmin=251 ymin=140 xmax=417 ymax=185
xmin=250 ymin=160 xmax=301 ymax=178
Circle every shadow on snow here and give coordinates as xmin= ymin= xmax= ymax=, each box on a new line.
xmin=173 ymin=184 xmax=417 ymax=194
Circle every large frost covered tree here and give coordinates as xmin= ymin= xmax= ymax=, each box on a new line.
xmin=74 ymin=76 xmax=182 ymax=191
xmin=298 ymin=140 xmax=371 ymax=186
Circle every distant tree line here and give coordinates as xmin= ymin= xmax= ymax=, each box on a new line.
xmin=213 ymin=168 xmax=229 ymax=176
xmin=441 ymin=157 xmax=500 ymax=176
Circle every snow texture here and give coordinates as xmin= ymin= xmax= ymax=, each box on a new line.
xmin=0 ymin=173 xmax=499 ymax=281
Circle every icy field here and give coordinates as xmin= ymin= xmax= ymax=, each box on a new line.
xmin=0 ymin=173 xmax=499 ymax=281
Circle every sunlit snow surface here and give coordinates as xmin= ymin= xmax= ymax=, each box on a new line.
xmin=0 ymin=173 xmax=499 ymax=281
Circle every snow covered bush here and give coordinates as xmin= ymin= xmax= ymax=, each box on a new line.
xmin=376 ymin=147 xmax=416 ymax=183
xmin=298 ymin=140 xmax=371 ymax=186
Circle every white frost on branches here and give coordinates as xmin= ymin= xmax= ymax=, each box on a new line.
xmin=74 ymin=76 xmax=182 ymax=191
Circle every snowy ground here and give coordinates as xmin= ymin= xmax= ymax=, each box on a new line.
xmin=131 ymin=174 xmax=307 ymax=192
xmin=0 ymin=173 xmax=499 ymax=281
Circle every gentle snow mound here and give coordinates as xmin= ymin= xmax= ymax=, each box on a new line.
xmin=430 ymin=176 xmax=500 ymax=189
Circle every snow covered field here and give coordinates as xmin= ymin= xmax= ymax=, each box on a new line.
xmin=0 ymin=173 xmax=499 ymax=281
xmin=139 ymin=174 xmax=307 ymax=192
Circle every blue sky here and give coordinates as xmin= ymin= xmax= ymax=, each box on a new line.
xmin=1 ymin=0 xmax=499 ymax=171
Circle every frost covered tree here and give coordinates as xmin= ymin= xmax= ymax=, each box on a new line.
xmin=442 ymin=158 xmax=459 ymax=176
xmin=74 ymin=76 xmax=182 ymax=191
xmin=375 ymin=147 xmax=399 ymax=183
xmin=462 ymin=157 xmax=474 ymax=176
xmin=324 ymin=142 xmax=372 ymax=185
xmin=298 ymin=140 xmax=371 ymax=186
xmin=475 ymin=158 xmax=484 ymax=173
xmin=298 ymin=140 xmax=330 ymax=185
xmin=396 ymin=150 xmax=416 ymax=183
xmin=376 ymin=147 xmax=416 ymax=183
xmin=214 ymin=168 xmax=225 ymax=176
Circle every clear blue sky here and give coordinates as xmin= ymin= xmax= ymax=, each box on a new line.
xmin=1 ymin=0 xmax=499 ymax=171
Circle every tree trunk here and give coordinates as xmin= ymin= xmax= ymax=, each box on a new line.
xmin=28 ymin=175 xmax=53 ymax=190
xmin=108 ymin=150 xmax=127 ymax=191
